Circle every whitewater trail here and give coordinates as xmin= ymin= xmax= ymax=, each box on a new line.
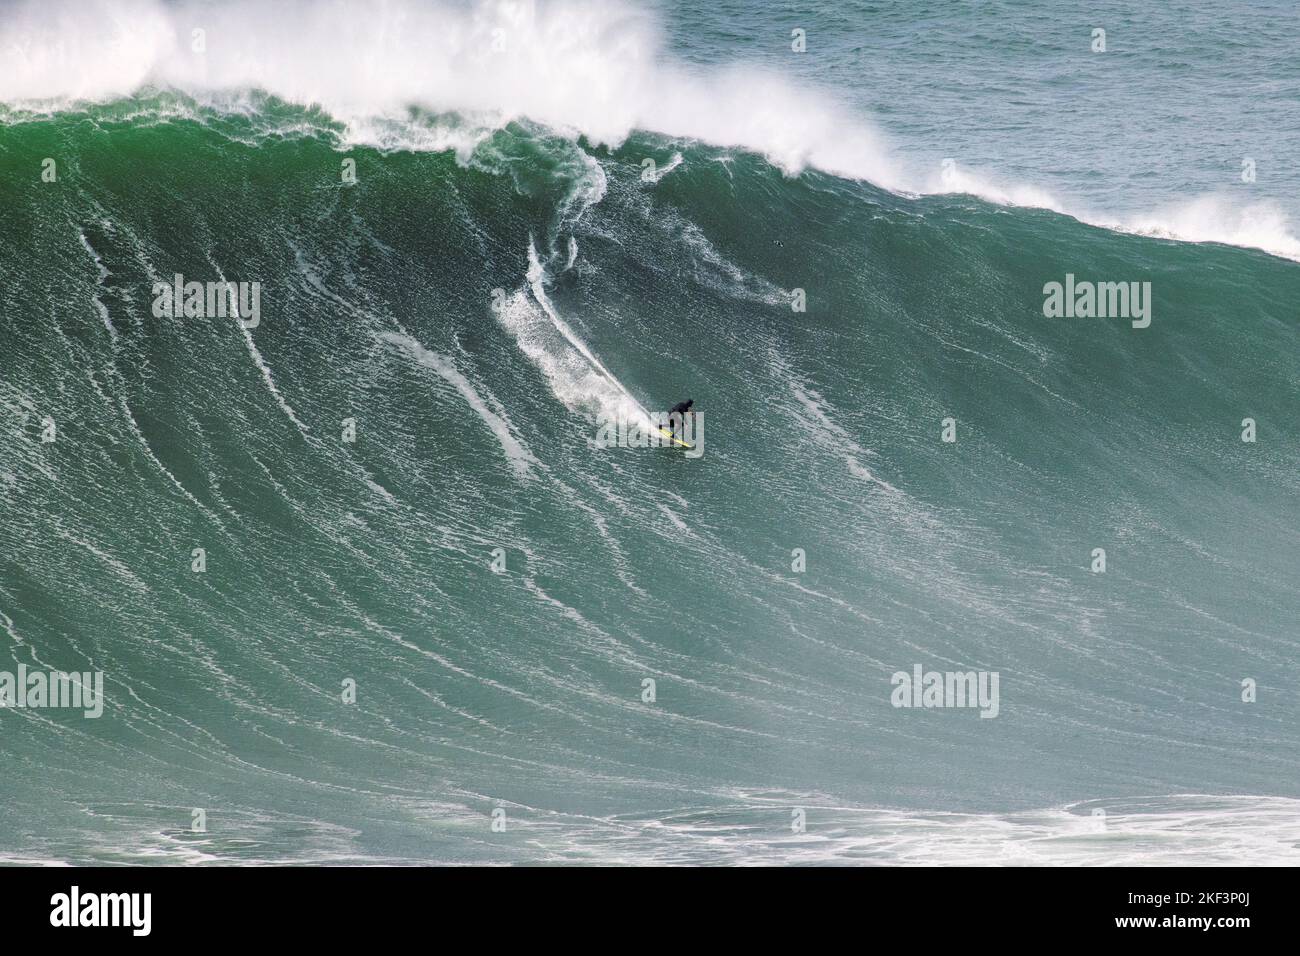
xmin=489 ymin=236 xmax=657 ymax=429
xmin=202 ymin=256 xmax=310 ymax=434
xmin=77 ymin=230 xmax=118 ymax=343
xmin=379 ymin=331 xmax=538 ymax=479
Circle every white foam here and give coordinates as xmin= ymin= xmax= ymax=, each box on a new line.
xmin=927 ymin=160 xmax=1300 ymax=262
xmin=239 ymin=322 xmax=308 ymax=433
xmin=639 ymin=151 xmax=681 ymax=184
xmin=55 ymin=530 xmax=150 ymax=593
xmin=786 ymin=372 xmax=899 ymax=494
xmin=0 ymin=0 xmax=902 ymax=189
xmin=491 ymin=238 xmax=654 ymax=427
xmin=379 ymin=331 xmax=537 ymax=478
xmin=77 ymin=230 xmax=117 ymax=342
xmin=3 ymin=0 xmax=1296 ymax=260
xmin=925 ymin=161 xmax=1068 ymax=213
xmin=539 ymin=793 xmax=1300 ymax=865
xmin=1108 ymin=194 xmax=1300 ymax=262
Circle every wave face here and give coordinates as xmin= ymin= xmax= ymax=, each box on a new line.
xmin=2 ymin=6 xmax=1299 ymax=865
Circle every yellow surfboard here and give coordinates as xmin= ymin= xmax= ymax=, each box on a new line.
xmin=656 ymin=426 xmax=694 ymax=450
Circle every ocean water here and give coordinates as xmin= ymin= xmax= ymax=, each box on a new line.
xmin=1 ymin=0 xmax=1298 ymax=865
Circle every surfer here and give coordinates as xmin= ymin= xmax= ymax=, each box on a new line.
xmin=666 ymin=398 xmax=694 ymax=435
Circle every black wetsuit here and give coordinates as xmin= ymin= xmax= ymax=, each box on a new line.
xmin=667 ymin=400 xmax=694 ymax=433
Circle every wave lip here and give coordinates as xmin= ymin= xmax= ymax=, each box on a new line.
xmin=5 ymin=0 xmax=1298 ymax=261
xmin=927 ymin=161 xmax=1300 ymax=263
xmin=0 ymin=0 xmax=900 ymax=184
xmin=1110 ymin=195 xmax=1300 ymax=262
